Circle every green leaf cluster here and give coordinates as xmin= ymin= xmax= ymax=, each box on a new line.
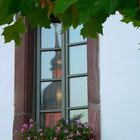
xmin=0 ymin=0 xmax=140 ymax=45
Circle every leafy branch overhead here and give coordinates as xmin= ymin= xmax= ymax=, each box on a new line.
xmin=0 ymin=0 xmax=140 ymax=45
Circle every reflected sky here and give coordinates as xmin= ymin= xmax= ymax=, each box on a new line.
xmin=69 ymin=25 xmax=86 ymax=43
xmin=41 ymin=24 xmax=61 ymax=48
xmin=69 ymin=45 xmax=87 ymax=74
xmin=69 ymin=77 xmax=87 ymax=107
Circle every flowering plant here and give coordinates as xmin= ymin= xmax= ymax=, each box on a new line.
xmin=14 ymin=118 xmax=95 ymax=140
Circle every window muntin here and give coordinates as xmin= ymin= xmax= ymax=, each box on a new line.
xmin=37 ymin=24 xmax=88 ymax=127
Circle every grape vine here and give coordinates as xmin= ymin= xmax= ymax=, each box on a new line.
xmin=0 ymin=0 xmax=140 ymax=45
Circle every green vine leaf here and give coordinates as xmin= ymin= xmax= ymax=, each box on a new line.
xmin=121 ymin=16 xmax=140 ymax=28
xmin=58 ymin=5 xmax=79 ymax=30
xmin=0 ymin=0 xmax=14 ymax=25
xmin=8 ymin=0 xmax=21 ymax=14
xmin=77 ymin=0 xmax=97 ymax=23
xmin=81 ymin=17 xmax=103 ymax=38
xmin=100 ymin=0 xmax=119 ymax=14
xmin=54 ymin=0 xmax=78 ymax=14
xmin=27 ymin=7 xmax=50 ymax=28
xmin=2 ymin=17 xmax=26 ymax=45
xmin=0 ymin=9 xmax=13 ymax=25
xmin=20 ymin=0 xmax=33 ymax=16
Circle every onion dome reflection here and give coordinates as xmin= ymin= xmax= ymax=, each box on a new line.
xmin=41 ymin=23 xmax=62 ymax=127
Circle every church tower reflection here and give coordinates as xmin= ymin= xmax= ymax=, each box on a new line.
xmin=42 ymin=23 xmax=62 ymax=127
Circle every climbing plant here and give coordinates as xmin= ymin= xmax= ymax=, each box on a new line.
xmin=0 ymin=0 xmax=140 ymax=45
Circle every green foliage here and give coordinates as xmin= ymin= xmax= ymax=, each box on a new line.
xmin=2 ymin=17 xmax=26 ymax=45
xmin=0 ymin=0 xmax=140 ymax=45
xmin=54 ymin=0 xmax=78 ymax=14
xmin=27 ymin=7 xmax=50 ymax=28
xmin=0 ymin=0 xmax=14 ymax=25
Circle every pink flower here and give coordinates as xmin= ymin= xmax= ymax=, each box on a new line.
xmin=34 ymin=136 xmax=38 ymax=139
xmin=21 ymin=128 xmax=24 ymax=132
xmin=23 ymin=123 xmax=28 ymax=129
xmin=64 ymin=129 xmax=68 ymax=133
xmin=29 ymin=124 xmax=34 ymax=129
xmin=53 ymin=137 xmax=57 ymax=140
xmin=55 ymin=127 xmax=61 ymax=134
xmin=13 ymin=130 xmax=18 ymax=136
xmin=76 ymin=130 xmax=81 ymax=136
xmin=29 ymin=119 xmax=34 ymax=124
xmin=40 ymin=132 xmax=43 ymax=136
xmin=34 ymin=136 xmax=37 ymax=139
xmin=38 ymin=128 xmax=42 ymax=132
xmin=27 ymin=136 xmax=31 ymax=140
xmin=14 ymin=130 xmax=18 ymax=134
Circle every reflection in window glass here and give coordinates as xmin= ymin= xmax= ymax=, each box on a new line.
xmin=69 ymin=77 xmax=87 ymax=107
xmin=41 ymin=24 xmax=61 ymax=48
xmin=69 ymin=45 xmax=87 ymax=75
xmin=69 ymin=109 xmax=88 ymax=123
xmin=41 ymin=81 xmax=62 ymax=110
xmin=69 ymin=25 xmax=86 ymax=43
xmin=41 ymin=51 xmax=61 ymax=79
xmin=40 ymin=112 xmax=62 ymax=128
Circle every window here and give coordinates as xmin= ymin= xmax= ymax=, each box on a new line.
xmin=36 ymin=23 xmax=88 ymax=127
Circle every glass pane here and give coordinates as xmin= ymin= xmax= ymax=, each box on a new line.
xmin=41 ymin=23 xmax=61 ymax=48
xmin=40 ymin=112 xmax=62 ymax=128
xmin=69 ymin=77 xmax=87 ymax=107
xmin=41 ymin=81 xmax=62 ymax=110
xmin=69 ymin=45 xmax=87 ymax=75
xmin=41 ymin=51 xmax=61 ymax=79
xmin=69 ymin=25 xmax=86 ymax=43
xmin=69 ymin=109 xmax=88 ymax=123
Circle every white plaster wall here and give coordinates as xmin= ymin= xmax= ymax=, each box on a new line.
xmin=100 ymin=13 xmax=140 ymax=140
xmin=0 ymin=26 xmax=14 ymax=140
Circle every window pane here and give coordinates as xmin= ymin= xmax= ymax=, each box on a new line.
xmin=40 ymin=112 xmax=62 ymax=128
xmin=69 ymin=25 xmax=86 ymax=43
xmin=69 ymin=45 xmax=87 ymax=75
xmin=41 ymin=24 xmax=61 ymax=48
xmin=69 ymin=77 xmax=87 ymax=107
xmin=41 ymin=51 xmax=62 ymax=79
xmin=69 ymin=109 xmax=88 ymax=123
xmin=41 ymin=81 xmax=62 ymax=110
